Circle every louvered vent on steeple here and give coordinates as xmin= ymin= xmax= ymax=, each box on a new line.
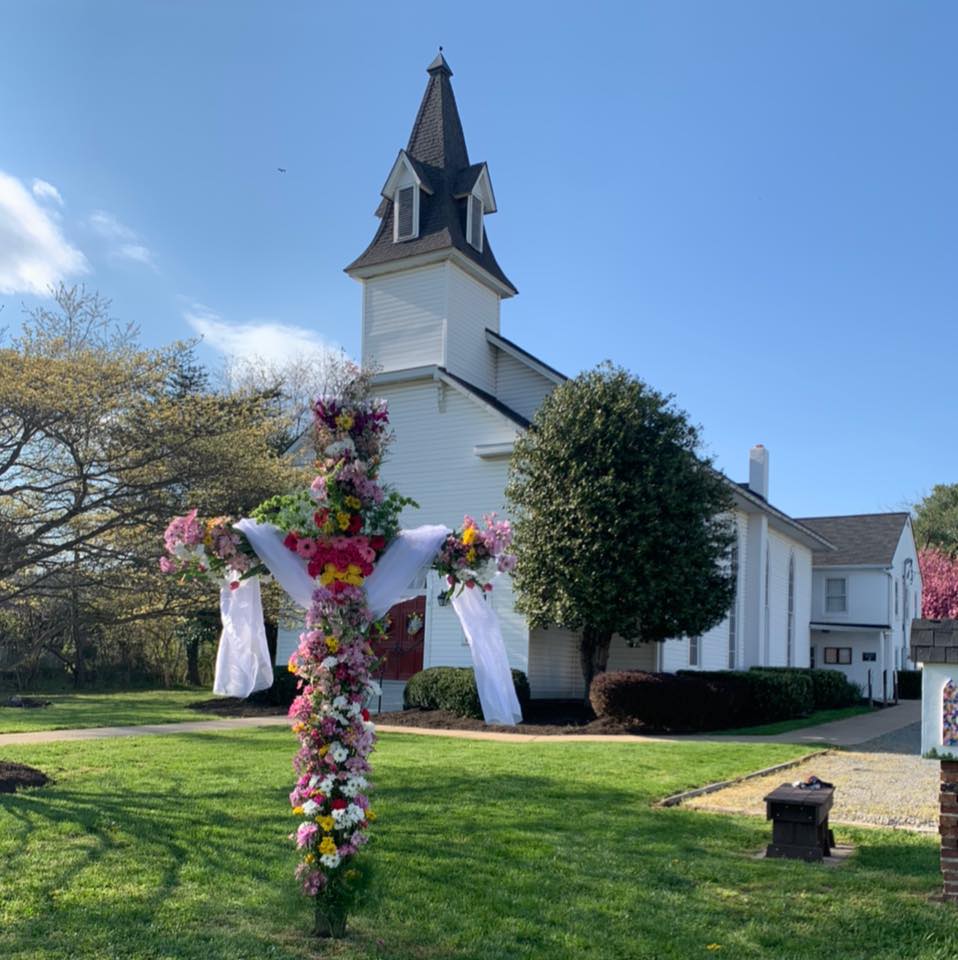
xmin=396 ymin=186 xmax=416 ymax=240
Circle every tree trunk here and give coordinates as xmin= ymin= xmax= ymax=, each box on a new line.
xmin=580 ymin=627 xmax=612 ymax=704
xmin=185 ymin=638 xmax=201 ymax=687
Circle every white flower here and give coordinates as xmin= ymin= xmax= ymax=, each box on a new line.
xmin=367 ymin=680 xmax=382 ymax=696
xmin=332 ymin=695 xmax=348 ymax=711
xmin=319 ymin=853 xmax=341 ymax=869
xmin=302 ymin=799 xmax=319 ymax=817
xmin=318 ymin=776 xmax=334 ymax=795
xmin=321 ymin=656 xmax=338 ymax=670
xmin=308 ymin=775 xmax=320 ymax=789
xmin=331 ymin=744 xmax=349 ymax=764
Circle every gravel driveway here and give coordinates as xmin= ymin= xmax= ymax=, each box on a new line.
xmin=685 ymin=733 xmax=938 ymax=832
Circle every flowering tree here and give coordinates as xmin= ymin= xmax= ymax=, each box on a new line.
xmin=160 ymin=369 xmax=513 ymax=937
xmin=920 ymin=549 xmax=958 ymax=619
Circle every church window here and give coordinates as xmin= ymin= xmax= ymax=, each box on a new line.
xmin=467 ymin=194 xmax=483 ymax=251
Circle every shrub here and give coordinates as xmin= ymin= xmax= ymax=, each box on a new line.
xmin=403 ymin=667 xmax=531 ymax=720
xmin=751 ymin=667 xmax=861 ymax=709
xmin=898 ymin=669 xmax=922 ymax=700
xmin=248 ymin=669 xmax=300 ymax=707
xmin=590 ymin=668 xmax=815 ymax=732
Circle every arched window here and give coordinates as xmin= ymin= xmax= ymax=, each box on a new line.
xmin=728 ymin=541 xmax=739 ymax=669
xmin=787 ymin=553 xmax=795 ymax=667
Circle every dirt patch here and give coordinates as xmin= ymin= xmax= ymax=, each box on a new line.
xmin=2 ymin=696 xmax=52 ymax=709
xmin=188 ymin=697 xmax=287 ymax=718
xmin=375 ymin=702 xmax=645 ymax=736
xmin=0 ymin=761 xmax=50 ymax=793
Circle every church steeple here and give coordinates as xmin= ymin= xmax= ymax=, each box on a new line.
xmin=345 ymin=53 xmax=516 ymax=298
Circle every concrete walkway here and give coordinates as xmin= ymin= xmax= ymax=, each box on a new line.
xmin=703 ymin=700 xmax=922 ymax=747
xmin=0 ymin=714 xmax=290 ymax=747
xmin=0 ymin=700 xmax=921 ymax=749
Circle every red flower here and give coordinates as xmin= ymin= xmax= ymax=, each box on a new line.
xmin=465 ymin=579 xmax=476 ymax=589
xmin=483 ymin=583 xmax=494 ymax=593
xmin=283 ymin=531 xmax=299 ymax=550
xmin=361 ymin=708 xmax=370 ymax=722
xmin=313 ymin=509 xmax=329 ymax=528
xmin=229 ymin=581 xmax=240 ymax=591
xmin=331 ymin=798 xmax=347 ymax=810
xmin=370 ymin=535 xmax=386 ymax=551
xmin=307 ymin=558 xmax=323 ymax=579
xmin=347 ymin=513 xmax=363 ymax=535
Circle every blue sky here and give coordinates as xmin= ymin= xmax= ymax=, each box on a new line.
xmin=1 ymin=1 xmax=954 ymax=519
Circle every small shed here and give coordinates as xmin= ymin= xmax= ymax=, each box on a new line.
xmin=910 ymin=619 xmax=958 ymax=759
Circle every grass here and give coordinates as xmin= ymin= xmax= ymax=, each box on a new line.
xmin=1 ymin=728 xmax=955 ymax=960
xmin=0 ymin=689 xmax=212 ymax=733
xmin=715 ymin=704 xmax=874 ymax=737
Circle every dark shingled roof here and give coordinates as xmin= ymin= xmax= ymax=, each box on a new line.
xmin=795 ymin=513 xmax=910 ymax=566
xmin=345 ymin=54 xmax=517 ymax=295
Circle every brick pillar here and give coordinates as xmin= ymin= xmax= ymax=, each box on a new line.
xmin=941 ymin=762 xmax=958 ymax=902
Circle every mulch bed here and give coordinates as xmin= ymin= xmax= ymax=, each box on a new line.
xmin=375 ymin=701 xmax=645 ymax=736
xmin=188 ymin=697 xmax=287 ymax=718
xmin=0 ymin=761 xmax=50 ymax=794
xmin=2 ymin=696 xmax=52 ymax=709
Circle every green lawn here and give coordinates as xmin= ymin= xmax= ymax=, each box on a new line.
xmin=0 ymin=689 xmax=213 ymax=733
xmin=1 ymin=728 xmax=955 ymax=960
xmin=715 ymin=705 xmax=873 ymax=737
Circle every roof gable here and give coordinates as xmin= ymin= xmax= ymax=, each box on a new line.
xmin=796 ymin=512 xmax=911 ymax=566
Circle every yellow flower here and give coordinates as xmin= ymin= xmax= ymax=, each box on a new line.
xmin=292 ymin=806 xmax=304 ymax=816
xmin=335 ymin=412 xmax=354 ymax=431
xmin=461 ymin=525 xmax=478 ymax=546
xmin=325 ymin=636 xmax=339 ymax=653
xmin=292 ymin=722 xmax=305 ymax=734
xmin=345 ymin=496 xmax=362 ymax=510
xmin=706 ymin=946 xmax=722 ymax=953
xmin=319 ymin=836 xmax=337 ymax=856
xmin=337 ymin=511 xmax=351 ymax=531
xmin=466 ymin=548 xmax=476 ymax=564
xmin=365 ymin=809 xmax=376 ymax=822
xmin=319 ymin=744 xmax=329 ymax=757
xmin=317 ymin=815 xmax=334 ymax=832
xmin=304 ymin=853 xmax=315 ymax=864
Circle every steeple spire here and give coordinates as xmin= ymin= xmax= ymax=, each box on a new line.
xmin=405 ymin=51 xmax=469 ymax=172
xmin=345 ymin=54 xmax=516 ymax=298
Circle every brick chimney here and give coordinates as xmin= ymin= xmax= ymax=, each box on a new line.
xmin=749 ymin=445 xmax=769 ymax=500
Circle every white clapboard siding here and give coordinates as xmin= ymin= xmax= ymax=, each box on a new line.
xmin=362 ymin=264 xmax=446 ymax=372
xmin=444 ymin=263 xmax=499 ymax=393
xmin=376 ymin=378 xmax=529 ymax=672
xmin=527 ymin=628 xmax=657 ymax=699
xmin=766 ymin=530 xmax=812 ymax=667
xmin=494 ymin=350 xmax=557 ymax=422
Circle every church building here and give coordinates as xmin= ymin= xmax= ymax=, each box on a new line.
xmin=278 ymin=54 xmax=915 ymax=708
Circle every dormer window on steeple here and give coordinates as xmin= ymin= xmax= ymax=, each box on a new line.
xmin=395 ymin=185 xmax=417 ymax=241
xmin=467 ymin=194 xmax=483 ymax=252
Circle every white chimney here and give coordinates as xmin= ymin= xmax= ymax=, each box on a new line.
xmin=749 ymin=444 xmax=769 ymax=500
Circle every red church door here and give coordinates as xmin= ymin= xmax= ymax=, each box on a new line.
xmin=372 ymin=596 xmax=426 ymax=681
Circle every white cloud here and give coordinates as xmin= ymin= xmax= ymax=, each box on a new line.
xmin=31 ymin=178 xmax=64 ymax=206
xmin=0 ymin=170 xmax=88 ymax=295
xmin=89 ymin=210 xmax=156 ymax=268
xmin=183 ymin=302 xmax=338 ymax=363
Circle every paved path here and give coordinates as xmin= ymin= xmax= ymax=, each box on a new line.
xmin=0 ymin=700 xmax=922 ymax=748
xmin=0 ymin=715 xmax=290 ymax=747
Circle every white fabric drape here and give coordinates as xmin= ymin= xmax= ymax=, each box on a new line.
xmin=213 ymin=522 xmax=523 ymax=725
xmin=213 ymin=576 xmax=273 ymax=698
xmin=364 ymin=525 xmax=450 ymax=619
xmin=234 ymin=518 xmax=314 ymax=608
xmin=452 ymin=584 xmax=523 ymax=726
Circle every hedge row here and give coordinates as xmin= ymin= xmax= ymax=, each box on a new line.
xmin=590 ymin=666 xmax=861 ymax=732
xmin=403 ymin=666 xmax=531 ymax=719
xmin=750 ymin=667 xmax=861 ymax=709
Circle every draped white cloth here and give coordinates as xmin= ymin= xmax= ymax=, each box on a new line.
xmin=452 ymin=584 xmax=523 ymax=726
xmin=213 ymin=576 xmax=273 ymax=698
xmin=214 ymin=521 xmax=523 ymax=725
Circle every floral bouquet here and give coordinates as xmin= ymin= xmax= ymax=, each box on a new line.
xmin=159 ymin=509 xmax=263 ymax=590
xmin=433 ymin=513 xmax=516 ymax=604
